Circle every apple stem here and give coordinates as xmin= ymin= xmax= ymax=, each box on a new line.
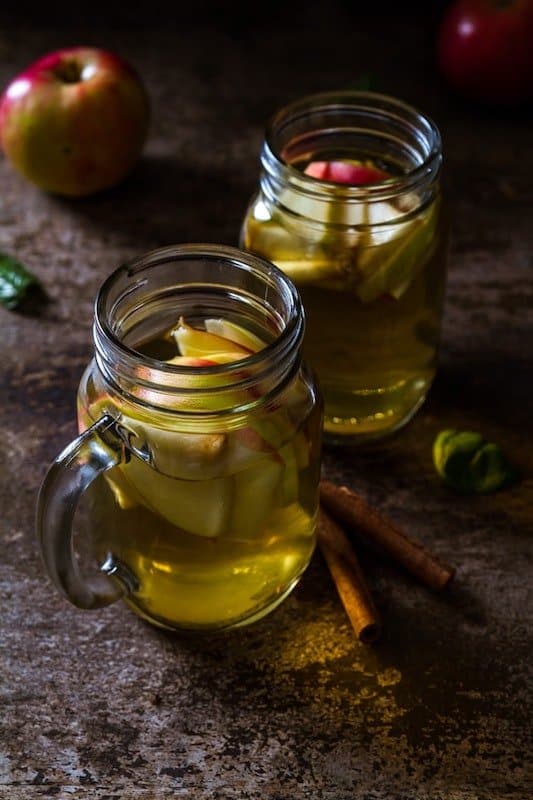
xmin=55 ymin=60 xmax=82 ymax=84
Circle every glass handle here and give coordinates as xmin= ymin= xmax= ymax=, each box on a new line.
xmin=37 ymin=414 xmax=127 ymax=610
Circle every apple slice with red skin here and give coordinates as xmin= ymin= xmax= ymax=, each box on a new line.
xmin=232 ymin=426 xmax=282 ymax=462
xmin=171 ymin=320 xmax=299 ymax=491
xmin=167 ymin=353 xmax=246 ymax=367
xmin=304 ymin=161 xmax=390 ymax=185
xmin=169 ymin=332 xmax=271 ymax=454
xmin=172 ymin=319 xmax=267 ymax=401
xmin=164 ymin=350 xmax=258 ymax=412
xmin=163 ymin=339 xmax=288 ymax=537
xmin=92 ymin=321 xmax=302 ymax=535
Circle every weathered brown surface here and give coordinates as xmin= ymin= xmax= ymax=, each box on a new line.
xmin=1 ymin=9 xmax=531 ymax=799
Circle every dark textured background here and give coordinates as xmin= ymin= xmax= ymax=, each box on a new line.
xmin=1 ymin=4 xmax=532 ymax=798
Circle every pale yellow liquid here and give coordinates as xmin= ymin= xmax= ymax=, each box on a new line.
xmin=78 ymin=353 xmax=321 ymax=630
xmin=242 ymin=187 xmax=448 ymax=443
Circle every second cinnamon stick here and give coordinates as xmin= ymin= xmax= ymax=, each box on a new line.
xmin=318 ymin=507 xmax=382 ymax=644
xmin=320 ymin=480 xmax=455 ymax=591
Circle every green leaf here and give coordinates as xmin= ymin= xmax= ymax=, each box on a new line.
xmin=0 ymin=253 xmax=39 ymax=309
xmin=432 ymin=429 xmax=517 ymax=494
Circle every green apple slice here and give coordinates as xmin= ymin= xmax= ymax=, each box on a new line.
xmin=229 ymin=457 xmax=283 ymax=540
xmin=88 ymin=395 xmax=230 ymax=480
xmin=173 ymin=318 xmax=252 ymax=358
xmin=245 ymin=208 xmax=349 ymax=287
xmin=87 ymin=402 xmax=234 ymax=537
xmin=204 ymin=318 xmax=265 ymax=353
xmin=122 ymin=456 xmax=234 ymax=537
xmin=245 ymin=410 xmax=303 ymax=505
xmin=273 ymin=258 xmax=348 ymax=289
xmin=355 ymin=202 xmax=438 ymax=303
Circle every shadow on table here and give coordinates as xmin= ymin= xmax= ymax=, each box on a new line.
xmin=147 ymin=554 xmax=499 ymax=716
xmin=139 ymin=557 xmax=526 ymax=795
xmin=428 ymin=356 xmax=531 ymax=438
xmin=324 ymin=352 xmax=531 ymax=491
xmin=50 ymin=151 xmax=253 ymax=248
xmin=9 ymin=283 xmax=52 ymax=319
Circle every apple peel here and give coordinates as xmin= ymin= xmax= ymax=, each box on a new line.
xmin=304 ymin=160 xmax=390 ymax=185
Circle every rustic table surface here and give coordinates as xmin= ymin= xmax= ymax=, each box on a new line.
xmin=1 ymin=6 xmax=531 ymax=799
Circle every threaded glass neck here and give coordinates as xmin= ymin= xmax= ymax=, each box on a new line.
xmin=260 ymin=90 xmax=442 ymax=223
xmin=93 ymin=244 xmax=304 ymax=415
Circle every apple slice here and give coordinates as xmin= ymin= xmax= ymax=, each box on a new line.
xmin=229 ymin=458 xmax=283 ymax=540
xmin=87 ymin=395 xmax=230 ymax=480
xmin=244 ymin=206 xmax=351 ymax=287
xmin=304 ymin=160 xmax=390 ymax=185
xmin=243 ymin=411 xmax=304 ymax=505
xmin=278 ymin=440 xmax=300 ymax=504
xmin=173 ymin=318 xmax=252 ymax=359
xmin=355 ymin=201 xmax=438 ymax=303
xmin=166 ymin=355 xmax=221 ymax=367
xmin=163 ymin=350 xmax=255 ymax=412
xmin=85 ymin=396 xmax=234 ymax=536
xmin=171 ymin=320 xmax=269 ymax=408
xmin=123 ymin=456 xmax=234 ymax=537
xmin=167 ymin=352 xmax=249 ymax=368
xmin=303 ymin=161 xmax=329 ymax=179
xmin=204 ymin=318 xmax=265 ymax=353
xmin=272 ymin=258 xmax=348 ymax=290
xmin=327 ymin=162 xmax=390 ymax=184
xmin=132 ymin=359 xmax=247 ymax=412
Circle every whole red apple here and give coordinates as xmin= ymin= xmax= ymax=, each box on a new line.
xmin=0 ymin=47 xmax=150 ymax=196
xmin=437 ymin=0 xmax=533 ymax=106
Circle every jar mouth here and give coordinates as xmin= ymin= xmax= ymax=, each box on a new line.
xmin=93 ymin=244 xmax=304 ymax=413
xmin=263 ymin=90 xmax=442 ymax=202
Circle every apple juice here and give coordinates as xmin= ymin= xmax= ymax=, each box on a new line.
xmin=241 ymin=91 xmax=448 ymax=443
xmin=77 ymin=317 xmax=322 ymax=630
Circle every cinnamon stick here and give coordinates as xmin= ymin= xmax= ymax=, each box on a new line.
xmin=318 ymin=507 xmax=382 ymax=644
xmin=320 ymin=480 xmax=455 ymax=591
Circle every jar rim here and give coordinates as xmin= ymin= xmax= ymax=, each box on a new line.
xmin=263 ymin=89 xmax=442 ymax=201
xmin=93 ymin=244 xmax=304 ymax=413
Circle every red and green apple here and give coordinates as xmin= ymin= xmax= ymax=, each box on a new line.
xmin=0 ymin=46 xmax=150 ymax=196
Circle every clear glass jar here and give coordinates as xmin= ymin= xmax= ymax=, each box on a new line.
xmin=37 ymin=244 xmax=322 ymax=631
xmin=240 ymin=91 xmax=449 ymax=444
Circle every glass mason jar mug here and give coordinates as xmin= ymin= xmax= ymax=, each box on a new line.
xmin=240 ymin=91 xmax=449 ymax=444
xmin=37 ymin=245 xmax=322 ymax=631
